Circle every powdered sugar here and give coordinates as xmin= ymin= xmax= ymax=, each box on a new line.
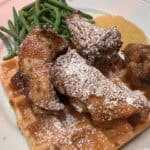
xmin=33 ymin=107 xmax=113 ymax=149
xmin=67 ymin=13 xmax=122 ymax=63
xmin=53 ymin=50 xmax=148 ymax=110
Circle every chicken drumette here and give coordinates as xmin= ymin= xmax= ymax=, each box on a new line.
xmin=12 ymin=27 xmax=68 ymax=112
xmin=124 ymin=43 xmax=150 ymax=99
xmin=66 ymin=13 xmax=123 ymax=75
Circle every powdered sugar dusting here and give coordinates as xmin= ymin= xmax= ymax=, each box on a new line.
xmin=18 ymin=27 xmax=67 ymax=112
xmin=53 ymin=50 xmax=148 ymax=111
xmin=33 ymin=107 xmax=114 ymax=149
xmin=66 ymin=13 xmax=122 ymax=63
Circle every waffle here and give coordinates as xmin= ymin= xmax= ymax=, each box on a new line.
xmin=0 ymin=57 xmax=150 ymax=150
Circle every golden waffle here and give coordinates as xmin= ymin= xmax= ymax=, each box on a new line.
xmin=0 ymin=57 xmax=150 ymax=150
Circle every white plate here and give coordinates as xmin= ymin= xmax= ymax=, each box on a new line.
xmin=0 ymin=0 xmax=150 ymax=149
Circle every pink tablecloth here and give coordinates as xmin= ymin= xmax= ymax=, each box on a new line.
xmin=0 ymin=0 xmax=34 ymax=57
xmin=0 ymin=0 xmax=34 ymax=26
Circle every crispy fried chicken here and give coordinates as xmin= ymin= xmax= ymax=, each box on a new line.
xmin=66 ymin=13 xmax=122 ymax=73
xmin=11 ymin=27 xmax=68 ymax=112
xmin=52 ymin=50 xmax=149 ymax=123
xmin=124 ymin=43 xmax=150 ymax=99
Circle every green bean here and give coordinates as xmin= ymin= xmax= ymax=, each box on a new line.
xmin=13 ymin=7 xmax=19 ymax=34
xmin=38 ymin=8 xmax=56 ymax=25
xmin=60 ymin=27 xmax=70 ymax=36
xmin=48 ymin=0 xmax=74 ymax=11
xmin=44 ymin=3 xmax=57 ymax=11
xmin=10 ymin=39 xmax=19 ymax=55
xmin=44 ymin=3 xmax=61 ymax=31
xmin=19 ymin=27 xmax=26 ymax=41
xmin=57 ymin=0 xmax=67 ymax=5
xmin=8 ymin=20 xmax=16 ymax=32
xmin=19 ymin=11 xmax=31 ymax=32
xmin=22 ymin=11 xmax=29 ymax=17
xmin=0 ymin=26 xmax=20 ymax=42
xmin=54 ymin=8 xmax=61 ymax=31
xmin=40 ymin=4 xmax=45 ymax=9
xmin=28 ymin=15 xmax=35 ymax=21
xmin=28 ymin=7 xmax=35 ymax=15
xmin=39 ymin=7 xmax=54 ymax=16
xmin=0 ymin=32 xmax=12 ymax=53
xmin=14 ymin=40 xmax=19 ymax=51
xmin=61 ymin=19 xmax=67 ymax=25
xmin=26 ymin=11 xmax=35 ymax=22
xmin=61 ymin=10 xmax=70 ymax=18
xmin=61 ymin=0 xmax=67 ymax=5
xmin=48 ymin=0 xmax=93 ymax=19
xmin=61 ymin=34 xmax=69 ymax=39
xmin=39 ymin=23 xmax=52 ymax=27
xmin=41 ymin=16 xmax=54 ymax=26
xmin=34 ymin=0 xmax=40 ymax=25
xmin=61 ymin=24 xmax=67 ymax=29
xmin=62 ymin=28 xmax=69 ymax=34
xmin=43 ymin=4 xmax=57 ymax=20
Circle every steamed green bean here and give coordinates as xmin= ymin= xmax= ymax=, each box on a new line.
xmin=34 ymin=0 xmax=40 ymax=25
xmin=0 ymin=26 xmax=20 ymax=42
xmin=0 ymin=32 xmax=12 ymax=53
xmin=13 ymin=7 xmax=19 ymax=34
xmin=19 ymin=12 xmax=31 ymax=32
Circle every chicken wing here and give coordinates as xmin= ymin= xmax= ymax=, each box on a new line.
xmin=124 ymin=43 xmax=150 ymax=99
xmin=12 ymin=27 xmax=68 ymax=112
xmin=66 ymin=13 xmax=122 ymax=70
xmin=52 ymin=50 xmax=149 ymax=123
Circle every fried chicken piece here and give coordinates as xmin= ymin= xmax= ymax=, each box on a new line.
xmin=52 ymin=50 xmax=149 ymax=123
xmin=124 ymin=44 xmax=150 ymax=99
xmin=12 ymin=27 xmax=68 ymax=112
xmin=66 ymin=13 xmax=122 ymax=67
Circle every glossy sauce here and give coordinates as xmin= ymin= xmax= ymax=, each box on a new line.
xmin=95 ymin=15 xmax=148 ymax=49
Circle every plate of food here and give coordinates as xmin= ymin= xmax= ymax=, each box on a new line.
xmin=0 ymin=0 xmax=149 ymax=150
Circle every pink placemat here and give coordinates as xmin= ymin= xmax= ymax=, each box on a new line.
xmin=0 ymin=0 xmax=34 ymax=57
xmin=0 ymin=0 xmax=34 ymax=25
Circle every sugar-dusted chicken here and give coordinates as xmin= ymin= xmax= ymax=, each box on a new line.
xmin=11 ymin=27 xmax=68 ymax=112
xmin=53 ymin=50 xmax=149 ymax=123
xmin=123 ymin=43 xmax=150 ymax=99
xmin=2 ymin=54 xmax=150 ymax=150
xmin=66 ymin=13 xmax=122 ymax=68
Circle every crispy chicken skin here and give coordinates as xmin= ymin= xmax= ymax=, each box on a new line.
xmin=53 ymin=50 xmax=149 ymax=123
xmin=2 ymin=49 xmax=149 ymax=150
xmin=124 ymin=44 xmax=150 ymax=99
xmin=66 ymin=13 xmax=122 ymax=69
xmin=12 ymin=27 xmax=68 ymax=112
